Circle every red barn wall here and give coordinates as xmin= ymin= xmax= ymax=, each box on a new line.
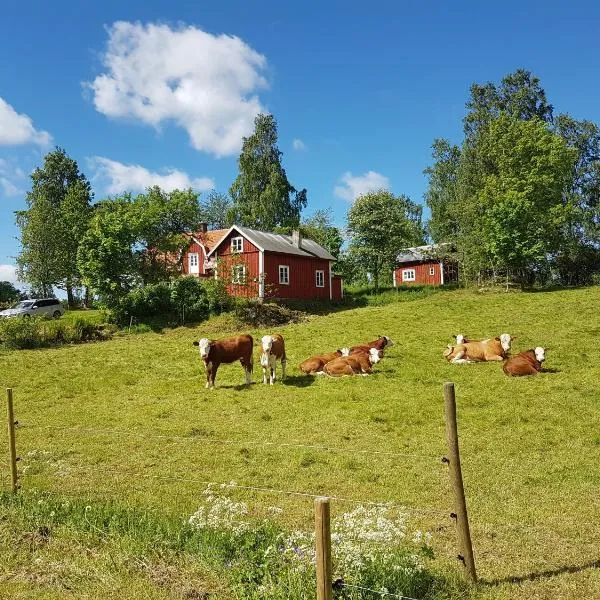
xmin=332 ymin=275 xmax=343 ymax=300
xmin=394 ymin=261 xmax=442 ymax=286
xmin=214 ymin=232 xmax=260 ymax=298
xmin=264 ymin=253 xmax=331 ymax=300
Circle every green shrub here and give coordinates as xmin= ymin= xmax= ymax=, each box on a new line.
xmin=202 ymin=277 xmax=233 ymax=314
xmin=0 ymin=316 xmax=43 ymax=349
xmin=171 ymin=276 xmax=210 ymax=323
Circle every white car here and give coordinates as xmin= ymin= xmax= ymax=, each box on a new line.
xmin=0 ymin=298 xmax=64 ymax=319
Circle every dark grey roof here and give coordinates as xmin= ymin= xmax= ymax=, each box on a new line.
xmin=396 ymin=243 xmax=453 ymax=264
xmin=209 ymin=226 xmax=336 ymax=261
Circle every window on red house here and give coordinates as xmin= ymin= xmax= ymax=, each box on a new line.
xmin=315 ymin=270 xmax=324 ymax=287
xmin=279 ymin=265 xmax=289 ymax=284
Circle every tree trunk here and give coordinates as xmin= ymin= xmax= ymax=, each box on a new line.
xmin=373 ymin=262 xmax=379 ymax=294
xmin=66 ymin=281 xmax=75 ymax=309
xmin=84 ymin=287 xmax=91 ymax=309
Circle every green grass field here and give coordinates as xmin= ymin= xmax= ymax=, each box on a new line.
xmin=1 ymin=287 xmax=599 ymax=599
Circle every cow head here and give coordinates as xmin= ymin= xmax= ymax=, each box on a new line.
xmin=261 ymin=335 xmax=274 ymax=353
xmin=369 ymin=347 xmax=382 ymax=364
xmin=534 ymin=346 xmax=546 ymax=362
xmin=340 ymin=347 xmax=351 ymax=356
xmin=381 ymin=335 xmax=394 ymax=347
xmin=453 ymin=334 xmax=467 ymax=345
xmin=193 ymin=338 xmax=212 ymax=358
xmin=499 ymin=333 xmax=513 ymax=352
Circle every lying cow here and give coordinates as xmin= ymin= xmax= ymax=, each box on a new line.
xmin=260 ymin=334 xmax=287 ymax=385
xmin=323 ymin=348 xmax=382 ymax=377
xmin=193 ymin=334 xmax=253 ymax=389
xmin=503 ymin=347 xmax=545 ymax=376
xmin=444 ymin=333 xmax=513 ymax=364
xmin=299 ymin=349 xmax=350 ymax=375
xmin=349 ymin=335 xmax=394 ymax=355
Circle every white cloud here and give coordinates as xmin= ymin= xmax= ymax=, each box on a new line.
xmin=0 ymin=177 xmax=20 ymax=196
xmin=87 ymin=21 xmax=269 ymax=157
xmin=0 ymin=97 xmax=52 ymax=146
xmin=334 ymin=170 xmax=390 ymax=202
xmin=90 ymin=156 xmax=215 ymax=194
xmin=292 ymin=138 xmax=306 ymax=151
xmin=0 ymin=157 xmax=26 ymax=196
xmin=0 ymin=265 xmax=22 ymax=286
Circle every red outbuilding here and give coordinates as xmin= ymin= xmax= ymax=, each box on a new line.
xmin=181 ymin=225 xmax=343 ymax=301
xmin=393 ymin=244 xmax=458 ymax=287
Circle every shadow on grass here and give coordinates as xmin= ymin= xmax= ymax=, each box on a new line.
xmin=541 ymin=367 xmax=561 ymax=374
xmin=282 ymin=375 xmax=315 ymax=388
xmin=484 ymin=557 xmax=600 ymax=586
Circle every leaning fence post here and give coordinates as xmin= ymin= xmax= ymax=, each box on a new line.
xmin=6 ymin=388 xmax=19 ymax=493
xmin=315 ymin=497 xmax=332 ymax=600
xmin=443 ymin=382 xmax=477 ymax=582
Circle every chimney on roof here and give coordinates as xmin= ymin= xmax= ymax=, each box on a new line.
xmin=292 ymin=229 xmax=302 ymax=248
xmin=199 ymin=222 xmax=207 ymax=234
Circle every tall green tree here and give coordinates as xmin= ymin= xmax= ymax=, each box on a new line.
xmin=16 ymin=147 xmax=93 ymax=306
xmin=424 ymin=139 xmax=461 ymax=243
xmin=229 ymin=114 xmax=307 ymax=230
xmin=0 ymin=281 xmax=22 ymax=305
xmin=460 ymin=115 xmax=576 ymax=286
xmin=201 ymin=190 xmax=233 ymax=229
xmin=347 ymin=191 xmax=425 ymax=292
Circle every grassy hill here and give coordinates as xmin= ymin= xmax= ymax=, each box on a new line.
xmin=1 ymin=287 xmax=599 ymax=599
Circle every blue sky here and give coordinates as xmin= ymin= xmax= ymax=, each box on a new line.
xmin=2 ymin=0 xmax=600 ymax=286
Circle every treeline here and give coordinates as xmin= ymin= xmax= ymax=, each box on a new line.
xmin=16 ymin=114 xmax=426 ymax=311
xmin=424 ymin=69 xmax=600 ymax=287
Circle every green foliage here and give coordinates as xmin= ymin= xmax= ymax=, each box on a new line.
xmin=347 ymin=190 xmax=425 ymax=292
xmin=170 ymin=276 xmax=210 ymax=323
xmin=116 ymin=282 xmax=173 ymax=324
xmin=0 ymin=281 xmax=22 ymax=306
xmin=16 ymin=147 xmax=93 ymax=303
xmin=201 ymin=277 xmax=233 ymax=314
xmin=201 ymin=190 xmax=233 ymax=229
xmin=233 ymin=299 xmax=307 ymax=327
xmin=229 ymin=114 xmax=307 ymax=230
xmin=0 ymin=316 xmax=112 ymax=349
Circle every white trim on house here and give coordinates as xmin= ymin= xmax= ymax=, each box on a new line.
xmin=329 ymin=262 xmax=333 ymax=299
xmin=440 ymin=261 xmax=444 ymax=285
xmin=279 ymin=265 xmax=289 ymax=285
xmin=402 ymin=268 xmax=416 ymax=282
xmin=231 ymin=264 xmax=246 ymax=284
xmin=393 ymin=270 xmax=397 ymax=287
xmin=258 ymin=250 xmax=265 ymax=299
xmin=316 ymin=270 xmax=325 ymax=288
xmin=231 ymin=236 xmax=244 ymax=253
xmin=429 ymin=266 xmax=435 ymax=276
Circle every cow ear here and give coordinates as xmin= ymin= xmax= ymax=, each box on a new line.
xmin=452 ymin=335 xmax=457 ymax=340
xmin=494 ymin=337 xmax=500 ymax=341
xmin=511 ymin=336 xmax=517 ymax=341
xmin=193 ymin=341 xmax=199 ymax=346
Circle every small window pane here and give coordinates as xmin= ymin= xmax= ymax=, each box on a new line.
xmin=231 ymin=237 xmax=243 ymax=253
xmin=279 ymin=266 xmax=289 ymax=284
xmin=402 ymin=269 xmax=416 ymax=282
xmin=315 ymin=270 xmax=324 ymax=287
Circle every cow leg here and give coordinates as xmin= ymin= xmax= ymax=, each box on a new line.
xmin=450 ymin=350 xmax=467 ymax=364
xmin=262 ymin=364 xmax=268 ymax=384
xmin=485 ymin=354 xmax=505 ymax=362
xmin=205 ymin=361 xmax=213 ymax=389
xmin=209 ymin=363 xmax=218 ymax=389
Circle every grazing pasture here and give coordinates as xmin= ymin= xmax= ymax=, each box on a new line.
xmin=1 ymin=287 xmax=599 ymax=599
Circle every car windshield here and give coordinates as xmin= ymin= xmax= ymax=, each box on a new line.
xmin=10 ymin=301 xmax=34 ymax=309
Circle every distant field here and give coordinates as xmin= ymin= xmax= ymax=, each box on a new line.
xmin=1 ymin=287 xmax=599 ymax=599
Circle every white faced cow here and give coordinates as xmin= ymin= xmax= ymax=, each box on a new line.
xmin=323 ymin=347 xmax=382 ymax=377
xmin=444 ymin=333 xmax=513 ymax=364
xmin=260 ymin=334 xmax=287 ymax=385
xmin=503 ymin=347 xmax=546 ymax=376
xmin=193 ymin=334 xmax=253 ymax=389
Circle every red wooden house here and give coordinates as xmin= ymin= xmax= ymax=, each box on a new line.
xmin=182 ymin=225 xmax=343 ymax=301
xmin=393 ymin=244 xmax=458 ymax=287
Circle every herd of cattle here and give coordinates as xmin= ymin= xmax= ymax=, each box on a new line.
xmin=193 ymin=332 xmax=547 ymax=389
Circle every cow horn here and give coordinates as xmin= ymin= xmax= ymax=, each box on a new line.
xmin=193 ymin=341 xmax=199 ymax=346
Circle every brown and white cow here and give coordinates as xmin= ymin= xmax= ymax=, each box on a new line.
xmin=193 ymin=335 xmax=253 ymax=389
xmin=323 ymin=347 xmax=382 ymax=377
xmin=299 ymin=349 xmax=350 ymax=375
xmin=349 ymin=335 xmax=394 ymax=355
xmin=503 ymin=347 xmax=545 ymax=376
xmin=260 ymin=334 xmax=287 ymax=385
xmin=444 ymin=333 xmax=513 ymax=364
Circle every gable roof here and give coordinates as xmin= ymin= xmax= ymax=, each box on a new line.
xmin=188 ymin=229 xmax=229 ymax=254
xmin=396 ymin=243 xmax=454 ymax=264
xmin=206 ymin=225 xmax=336 ymax=261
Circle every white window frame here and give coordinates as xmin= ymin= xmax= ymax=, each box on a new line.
xmin=315 ymin=270 xmax=325 ymax=288
xmin=231 ymin=236 xmax=244 ymax=253
xmin=402 ymin=269 xmax=416 ymax=282
xmin=429 ymin=266 xmax=435 ymax=276
xmin=231 ymin=264 xmax=246 ymax=284
xmin=279 ymin=265 xmax=290 ymax=285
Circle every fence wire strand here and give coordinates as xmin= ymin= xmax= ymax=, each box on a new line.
xmin=335 ymin=581 xmax=420 ymax=600
xmin=20 ymin=424 xmax=442 ymax=462
xmin=43 ymin=464 xmax=450 ymax=518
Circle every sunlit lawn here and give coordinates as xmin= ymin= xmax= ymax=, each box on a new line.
xmin=1 ymin=287 xmax=599 ymax=599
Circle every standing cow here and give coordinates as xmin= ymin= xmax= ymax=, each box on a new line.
xmin=503 ymin=347 xmax=546 ymax=376
xmin=260 ymin=334 xmax=287 ymax=385
xmin=193 ymin=335 xmax=253 ymax=389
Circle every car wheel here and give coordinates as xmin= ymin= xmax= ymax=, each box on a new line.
xmin=53 ymin=310 xmax=62 ymax=319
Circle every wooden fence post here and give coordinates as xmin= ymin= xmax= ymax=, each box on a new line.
xmin=6 ymin=388 xmax=18 ymax=493
xmin=443 ymin=382 xmax=477 ymax=582
xmin=315 ymin=496 xmax=332 ymax=600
